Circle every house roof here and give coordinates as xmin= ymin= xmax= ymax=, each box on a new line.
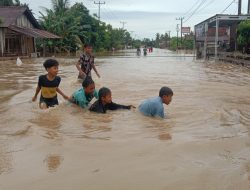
xmin=9 ymin=25 xmax=61 ymax=39
xmin=195 ymin=14 xmax=250 ymax=28
xmin=0 ymin=6 xmax=40 ymax=28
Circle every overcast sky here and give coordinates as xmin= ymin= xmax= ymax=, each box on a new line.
xmin=21 ymin=0 xmax=249 ymax=39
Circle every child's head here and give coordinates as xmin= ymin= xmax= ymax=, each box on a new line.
xmin=83 ymin=44 xmax=92 ymax=55
xmin=43 ymin=59 xmax=59 ymax=76
xmin=159 ymin=86 xmax=173 ymax=105
xmin=82 ymin=76 xmax=95 ymax=95
xmin=98 ymin=87 xmax=112 ymax=104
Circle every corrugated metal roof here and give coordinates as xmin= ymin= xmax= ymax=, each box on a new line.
xmin=0 ymin=6 xmax=40 ymax=28
xmin=9 ymin=25 xmax=61 ymax=39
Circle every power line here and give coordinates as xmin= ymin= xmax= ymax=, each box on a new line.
xmin=183 ymin=0 xmax=208 ymax=23
xmin=176 ymin=17 xmax=184 ymax=45
xmin=196 ymin=0 xmax=215 ymax=15
xmin=82 ymin=0 xmax=98 ymax=15
xmin=183 ymin=0 xmax=202 ymax=17
xmin=176 ymin=24 xmax=180 ymax=48
xmin=101 ymin=7 xmax=113 ymax=20
xmin=102 ymin=7 xmax=120 ymax=21
xmin=221 ymin=0 xmax=236 ymax=14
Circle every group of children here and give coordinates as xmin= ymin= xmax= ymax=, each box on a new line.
xmin=32 ymin=44 xmax=173 ymax=118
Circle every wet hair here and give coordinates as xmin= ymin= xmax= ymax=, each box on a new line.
xmin=84 ymin=43 xmax=92 ymax=48
xmin=82 ymin=76 xmax=95 ymax=88
xmin=159 ymin=86 xmax=173 ymax=97
xmin=98 ymin=87 xmax=111 ymax=99
xmin=43 ymin=59 xmax=59 ymax=69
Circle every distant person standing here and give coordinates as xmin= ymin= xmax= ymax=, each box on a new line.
xmin=136 ymin=47 xmax=141 ymax=56
xmin=76 ymin=44 xmax=100 ymax=80
xmin=143 ymin=46 xmax=147 ymax=56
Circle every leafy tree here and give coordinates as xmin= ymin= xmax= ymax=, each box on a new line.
xmin=38 ymin=1 xmax=133 ymax=53
xmin=0 ymin=0 xmax=21 ymax=6
xmin=51 ymin=0 xmax=70 ymax=15
xmin=237 ymin=20 xmax=250 ymax=53
xmin=155 ymin=33 xmax=160 ymax=48
xmin=169 ymin=37 xmax=178 ymax=50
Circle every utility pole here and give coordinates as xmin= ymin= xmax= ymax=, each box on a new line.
xmin=94 ymin=1 xmax=105 ymax=21
xmin=166 ymin=30 xmax=171 ymax=48
xmin=176 ymin=24 xmax=180 ymax=49
xmin=238 ymin=0 xmax=242 ymax=15
xmin=248 ymin=0 xmax=250 ymax=14
xmin=120 ymin=21 xmax=127 ymax=29
xmin=176 ymin=17 xmax=184 ymax=47
xmin=129 ymin=31 xmax=135 ymax=48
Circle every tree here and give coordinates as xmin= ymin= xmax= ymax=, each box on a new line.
xmin=142 ymin=38 xmax=154 ymax=47
xmin=237 ymin=20 xmax=250 ymax=53
xmin=0 ymin=0 xmax=21 ymax=6
xmin=155 ymin=33 xmax=160 ymax=48
xmin=38 ymin=1 xmax=134 ymax=53
xmin=169 ymin=37 xmax=178 ymax=50
xmin=51 ymin=0 xmax=70 ymax=15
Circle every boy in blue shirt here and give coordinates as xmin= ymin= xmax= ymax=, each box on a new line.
xmin=70 ymin=76 xmax=98 ymax=108
xmin=139 ymin=86 xmax=173 ymax=118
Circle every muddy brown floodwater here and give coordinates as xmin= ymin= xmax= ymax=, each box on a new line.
xmin=0 ymin=49 xmax=250 ymax=190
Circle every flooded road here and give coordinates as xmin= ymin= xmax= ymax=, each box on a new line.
xmin=0 ymin=49 xmax=250 ymax=190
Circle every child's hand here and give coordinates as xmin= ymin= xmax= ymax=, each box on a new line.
xmin=68 ymin=96 xmax=73 ymax=102
xmin=129 ymin=105 xmax=136 ymax=109
xmin=32 ymin=96 xmax=37 ymax=102
xmin=97 ymin=73 xmax=101 ymax=78
xmin=63 ymin=95 xmax=70 ymax=100
xmin=79 ymin=70 xmax=86 ymax=77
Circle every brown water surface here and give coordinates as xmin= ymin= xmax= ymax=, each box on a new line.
xmin=0 ymin=49 xmax=250 ymax=190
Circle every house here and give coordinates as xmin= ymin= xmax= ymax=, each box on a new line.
xmin=195 ymin=0 xmax=250 ymax=59
xmin=195 ymin=14 xmax=250 ymax=59
xmin=0 ymin=6 xmax=60 ymax=58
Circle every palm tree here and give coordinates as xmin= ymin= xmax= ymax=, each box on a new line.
xmin=0 ymin=0 xmax=13 ymax=6
xmin=51 ymin=0 xmax=70 ymax=14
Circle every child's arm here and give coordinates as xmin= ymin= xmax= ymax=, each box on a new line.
xmin=156 ymin=109 xmax=165 ymax=118
xmin=56 ymin=88 xmax=69 ymax=100
xmin=76 ymin=61 xmax=86 ymax=78
xmin=32 ymin=86 xmax=41 ymax=101
xmin=107 ymin=102 xmax=135 ymax=110
xmin=92 ymin=64 xmax=100 ymax=78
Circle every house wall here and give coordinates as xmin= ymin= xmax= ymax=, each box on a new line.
xmin=16 ymin=14 xmax=34 ymax=28
xmin=25 ymin=37 xmax=35 ymax=55
xmin=19 ymin=36 xmax=35 ymax=56
xmin=1 ymin=28 xmax=35 ymax=57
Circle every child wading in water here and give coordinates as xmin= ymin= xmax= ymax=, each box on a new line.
xmin=76 ymin=44 xmax=100 ymax=80
xmin=89 ymin=87 xmax=135 ymax=113
xmin=70 ymin=76 xmax=98 ymax=108
xmin=32 ymin=59 xmax=69 ymax=109
xmin=139 ymin=86 xmax=173 ymax=118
